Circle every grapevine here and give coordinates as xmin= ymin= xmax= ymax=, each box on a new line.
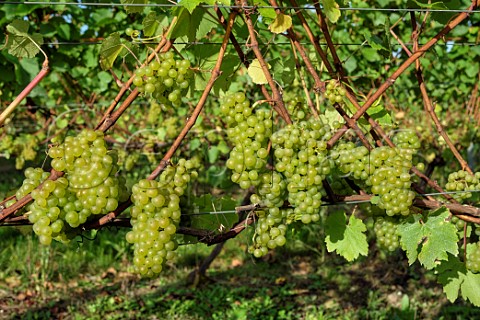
xmin=1 ymin=0 xmax=480 ymax=310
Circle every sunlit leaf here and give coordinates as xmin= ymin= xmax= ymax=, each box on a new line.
xmin=268 ymin=13 xmax=292 ymax=34
xmin=247 ymin=59 xmax=270 ymax=85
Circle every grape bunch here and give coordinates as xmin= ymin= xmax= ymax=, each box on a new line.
xmin=333 ymin=144 xmax=416 ymax=216
xmin=15 ymin=167 xmax=50 ymax=200
xmin=20 ymin=129 xmax=128 ymax=245
xmin=373 ymin=217 xmax=400 ymax=251
xmin=466 ymin=241 xmax=480 ymax=273
xmin=48 ymin=129 xmax=128 ymax=216
xmin=247 ymin=206 xmax=290 ymax=258
xmin=271 ymin=119 xmax=332 ymax=224
xmin=392 ymin=130 xmax=421 ymax=150
xmin=0 ymin=134 xmax=40 ymax=169
xmin=445 ymin=170 xmax=480 ymax=202
xmin=133 ymin=52 xmax=192 ymax=107
xmin=325 ymin=80 xmax=347 ymax=104
xmin=222 ymin=92 xmax=273 ymax=189
xmin=126 ymin=159 xmax=198 ymax=276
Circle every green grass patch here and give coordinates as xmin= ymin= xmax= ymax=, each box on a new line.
xmin=1 ymin=226 xmax=480 ymax=319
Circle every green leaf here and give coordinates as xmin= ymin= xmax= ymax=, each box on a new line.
xmin=97 ymin=71 xmax=112 ymax=92
xmin=343 ymin=56 xmax=357 ymax=73
xmin=142 ymin=12 xmax=160 ymax=37
xmin=170 ymin=7 xmax=217 ymax=43
xmin=272 ymin=56 xmax=295 ymax=86
xmin=57 ymin=23 xmax=71 ymax=40
xmin=248 ymin=59 xmax=270 ymax=85
xmin=217 ymin=140 xmax=230 ymax=154
xmin=398 ymin=208 xmax=458 ymax=269
xmin=193 ymin=41 xmax=239 ymax=93
xmin=362 ymin=29 xmax=390 ymax=59
xmin=436 ymin=254 xmax=480 ymax=306
xmin=208 ymin=146 xmax=220 ymax=163
xmin=254 ymin=0 xmax=277 ymax=20
xmin=56 ymin=118 xmax=68 ymax=129
xmin=19 ymin=58 xmax=39 ymax=79
xmin=121 ymin=0 xmax=147 ymax=13
xmin=5 ymin=19 xmax=44 ymax=59
xmin=179 ymin=0 xmax=202 ymax=14
xmin=189 ymin=195 xmax=238 ymax=234
xmin=319 ymin=106 xmax=344 ymax=128
xmin=268 ymin=13 xmax=292 ymax=34
xmin=99 ymin=32 xmax=123 ymax=70
xmin=325 ymin=212 xmax=368 ymax=262
xmin=366 ymin=104 xmax=393 ymax=126
xmin=190 ymin=138 xmax=201 ymax=151
xmin=321 ymin=0 xmax=341 ymax=23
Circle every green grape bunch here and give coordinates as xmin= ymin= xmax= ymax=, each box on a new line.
xmin=445 ymin=170 xmax=480 ymax=202
xmin=126 ymin=158 xmax=198 ymax=277
xmin=133 ymin=52 xmax=192 ymax=108
xmin=13 ymin=129 xmax=129 ymax=245
xmin=373 ymin=216 xmax=400 ymax=252
xmin=222 ymin=92 xmax=273 ymax=190
xmin=325 ymin=80 xmax=347 ymax=104
xmin=332 ymin=131 xmax=420 ymax=217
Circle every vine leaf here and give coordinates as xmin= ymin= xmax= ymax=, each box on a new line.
xmin=143 ymin=12 xmax=166 ymax=37
xmin=179 ymin=0 xmax=203 ymax=13
xmin=121 ymin=0 xmax=148 ymax=13
xmin=99 ymin=33 xmax=124 ymax=70
xmin=193 ymin=44 xmax=238 ymax=94
xmin=169 ymin=7 xmax=217 ymax=51
xmin=268 ymin=13 xmax=292 ymax=34
xmin=247 ymin=59 xmax=270 ymax=85
xmin=436 ymin=253 xmax=480 ymax=306
xmin=320 ymin=105 xmax=344 ymax=127
xmin=361 ymin=29 xmax=391 ymax=59
xmin=254 ymin=0 xmax=277 ymax=21
xmin=272 ymin=56 xmax=295 ymax=86
xmin=186 ymin=195 xmax=238 ymax=239
xmin=398 ymin=208 xmax=458 ymax=269
xmin=321 ymin=0 xmax=341 ymax=23
xmin=5 ymin=19 xmax=44 ymax=59
xmin=325 ymin=211 xmax=368 ymax=262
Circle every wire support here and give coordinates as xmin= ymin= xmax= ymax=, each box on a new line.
xmin=2 ymin=2 xmax=480 ymax=13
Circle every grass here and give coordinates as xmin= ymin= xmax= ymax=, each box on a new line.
xmin=1 ymin=225 xmax=480 ymax=320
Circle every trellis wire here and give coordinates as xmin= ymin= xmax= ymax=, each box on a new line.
xmin=41 ymin=41 xmax=480 ymax=46
xmin=2 ymin=1 xmax=480 ymax=13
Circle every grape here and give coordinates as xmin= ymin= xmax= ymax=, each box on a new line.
xmin=374 ymin=217 xmax=400 ymax=251
xmin=222 ymin=92 xmax=273 ymax=189
xmin=467 ymin=241 xmax=480 ymax=273
xmin=127 ymin=158 xmax=198 ymax=276
xmin=125 ymin=27 xmax=134 ymax=36
xmin=283 ymin=93 xmax=309 ymax=122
